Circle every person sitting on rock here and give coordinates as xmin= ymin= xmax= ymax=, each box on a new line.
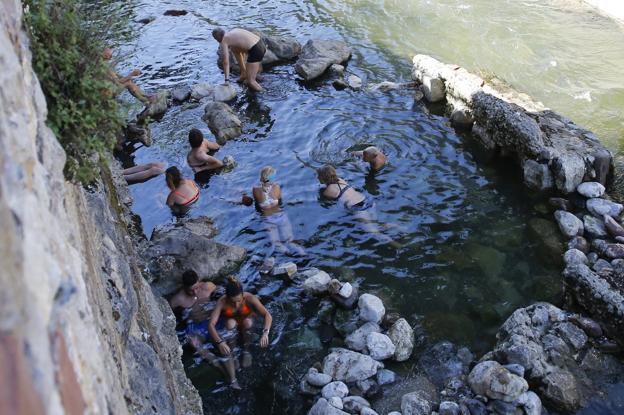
xmin=122 ymin=162 xmax=166 ymax=183
xmin=186 ymin=128 xmax=223 ymax=177
xmin=212 ymin=28 xmax=266 ymax=92
xmin=169 ymin=270 xmax=228 ymax=377
xmin=252 ymin=166 xmax=305 ymax=256
xmin=351 ymin=146 xmax=386 ymax=172
xmin=165 ymin=166 xmax=200 ymax=208
xmin=208 ymin=276 xmax=273 ymax=390
xmin=317 ymin=164 xmax=400 ymax=248
xmin=102 ymin=47 xmax=155 ymax=105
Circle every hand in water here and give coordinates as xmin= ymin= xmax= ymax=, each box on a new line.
xmin=131 ymin=69 xmax=141 ymax=76
xmin=218 ymin=342 xmax=231 ymax=355
xmin=260 ymin=333 xmax=269 ymax=348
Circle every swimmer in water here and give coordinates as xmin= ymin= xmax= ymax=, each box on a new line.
xmin=186 ymin=128 xmax=223 ymax=175
xmin=317 ymin=164 xmax=401 ymax=248
xmin=208 ymin=276 xmax=273 ymax=390
xmin=252 ymin=166 xmax=305 ymax=256
xmin=165 ymin=166 xmax=200 ymax=209
xmin=351 ymin=146 xmax=386 ymax=172
xmin=168 ymin=270 xmax=225 ymax=375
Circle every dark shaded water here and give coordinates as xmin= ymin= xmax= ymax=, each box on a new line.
xmin=112 ymin=1 xmax=581 ymax=413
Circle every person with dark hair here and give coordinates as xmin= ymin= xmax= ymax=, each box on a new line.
xmin=165 ymin=166 xmax=199 ymax=208
xmin=212 ymin=27 xmax=266 ymax=92
xmin=208 ymin=276 xmax=273 ymax=389
xmin=252 ymin=165 xmax=304 ymax=255
xmin=168 ymin=270 xmax=224 ymax=372
xmin=186 ymin=128 xmax=223 ymax=174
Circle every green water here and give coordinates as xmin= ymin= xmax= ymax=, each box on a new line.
xmin=318 ymin=0 xmax=624 ymax=151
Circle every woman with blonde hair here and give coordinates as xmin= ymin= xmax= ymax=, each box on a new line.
xmin=252 ymin=166 xmax=304 ymax=255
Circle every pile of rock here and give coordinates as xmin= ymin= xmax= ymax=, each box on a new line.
xmin=547 ymin=181 xmax=624 ymax=344
xmin=298 ymin=268 xmax=417 ymax=414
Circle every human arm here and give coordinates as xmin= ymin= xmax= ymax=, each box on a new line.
xmin=208 ymin=298 xmax=230 ymax=355
xmin=195 ymin=152 xmax=224 ymax=169
xmin=117 ymin=69 xmax=141 ymax=83
xmin=221 ymin=42 xmax=230 ymax=83
xmin=247 ymin=294 xmax=272 ymax=347
xmin=273 ymin=184 xmax=282 ymax=204
xmin=166 ymin=191 xmax=176 ymax=207
xmin=203 ymin=139 xmax=221 ymax=152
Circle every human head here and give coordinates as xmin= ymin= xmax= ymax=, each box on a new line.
xmin=182 ymin=270 xmax=199 ymax=294
xmin=225 ymin=275 xmax=243 ymax=307
xmin=212 ymin=28 xmax=225 ymax=42
xmin=188 ymin=128 xmax=204 ymax=148
xmin=102 ymin=47 xmax=113 ymax=60
xmin=316 ymin=164 xmax=338 ymax=185
xmin=165 ymin=166 xmax=182 ymax=188
xmin=260 ymin=166 xmax=276 ymax=183
xmin=363 ymin=146 xmax=380 ymax=162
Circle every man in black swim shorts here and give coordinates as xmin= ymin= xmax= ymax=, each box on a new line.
xmin=212 ymin=27 xmax=266 ymax=92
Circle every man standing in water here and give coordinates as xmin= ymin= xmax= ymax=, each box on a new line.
xmin=212 ymin=28 xmax=266 ymax=92
xmin=352 ymin=146 xmax=386 ymax=172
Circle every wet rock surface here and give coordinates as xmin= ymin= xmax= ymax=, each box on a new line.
xmin=295 ymin=39 xmax=352 ymax=80
xmin=202 ymin=101 xmax=243 ymax=144
xmin=143 ymin=216 xmax=246 ymax=296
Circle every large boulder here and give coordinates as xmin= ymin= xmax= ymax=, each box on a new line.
xmin=202 ymin=102 xmax=242 ymax=144
xmin=358 ymin=293 xmax=385 ymax=323
xmin=302 ymin=268 xmax=332 ymax=295
xmin=295 ymin=39 xmax=352 ymax=80
xmin=467 ymin=360 xmax=528 ymax=402
xmin=137 ymin=89 xmax=169 ymax=121
xmin=387 ymin=318 xmax=415 ymax=361
xmin=322 ymin=348 xmax=383 ymax=383
xmin=143 ymin=216 xmax=246 ymax=296
xmin=488 ymin=302 xmax=624 ymax=412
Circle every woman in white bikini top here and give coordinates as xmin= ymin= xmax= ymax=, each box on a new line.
xmin=252 ymin=166 xmax=281 ymax=213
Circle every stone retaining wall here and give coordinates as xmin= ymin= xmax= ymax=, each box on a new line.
xmin=411 ymin=54 xmax=613 ymax=194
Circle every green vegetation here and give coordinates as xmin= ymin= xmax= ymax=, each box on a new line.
xmin=23 ymin=0 xmax=128 ymax=183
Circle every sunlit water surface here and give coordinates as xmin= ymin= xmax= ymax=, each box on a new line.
xmin=115 ymin=1 xmax=624 ymax=413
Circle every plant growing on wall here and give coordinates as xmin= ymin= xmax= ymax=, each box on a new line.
xmin=23 ymin=0 xmax=129 ymax=183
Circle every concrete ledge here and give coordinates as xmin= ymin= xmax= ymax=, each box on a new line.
xmin=412 ymin=54 xmax=613 ymax=194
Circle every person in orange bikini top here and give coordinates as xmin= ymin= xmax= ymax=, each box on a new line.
xmin=208 ymin=276 xmax=273 ymax=389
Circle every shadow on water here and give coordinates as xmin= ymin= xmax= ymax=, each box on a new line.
xmin=104 ymin=0 xmax=624 ymax=413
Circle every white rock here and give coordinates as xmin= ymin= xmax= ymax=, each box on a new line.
xmin=401 ymin=391 xmax=432 ymax=415
xmin=308 ymin=398 xmax=349 ymax=415
xmin=272 ymin=262 xmax=297 ymax=277
xmin=421 ymin=75 xmax=445 ymax=102
xmin=338 ymin=282 xmax=353 ymax=298
xmin=213 ymin=84 xmax=236 ymax=101
xmin=347 ymin=75 xmax=363 ymax=90
xmin=388 ymin=413 xmax=402 ymax=415
xmin=322 ymin=381 xmax=349 ymax=399
xmin=587 ymin=198 xmax=623 ymax=218
xmin=322 ymin=348 xmax=383 ymax=383
xmin=554 ymin=210 xmax=584 ymax=238
xmin=328 ymin=396 xmax=344 ymax=410
xmin=306 ymin=368 xmax=333 ymax=387
xmin=345 ymin=322 xmax=381 ymax=352
xmin=366 ymin=332 xmax=396 ymax=360
xmin=577 ymin=182 xmax=605 ymax=198
xmin=563 ymin=249 xmax=588 ymax=266
xmin=302 ymin=268 xmax=332 ymax=295
xmin=514 ymin=391 xmax=542 ymax=415
xmin=439 ymin=401 xmax=460 ymax=415
xmin=360 ymin=408 xmax=379 ymax=415
xmin=358 ymin=294 xmax=385 ymax=323
xmin=190 ymin=83 xmax=214 ymax=100
xmin=468 ymin=360 xmax=528 ymax=402
xmin=387 ymin=318 xmax=414 ymax=361
xmin=342 ymin=396 xmax=371 ymax=413
xmin=376 ymin=369 xmax=396 ymax=385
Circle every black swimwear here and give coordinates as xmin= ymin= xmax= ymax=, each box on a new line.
xmin=336 ymin=183 xmax=352 ymax=199
xmin=247 ymin=39 xmax=266 ymax=63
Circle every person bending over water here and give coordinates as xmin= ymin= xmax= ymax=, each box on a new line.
xmin=317 ymin=164 xmax=400 ymax=248
xmin=252 ymin=166 xmax=305 ymax=255
xmin=102 ymin=47 xmax=154 ymax=105
xmin=187 ymin=128 xmax=223 ymax=175
xmin=351 ymin=146 xmax=386 ymax=172
xmin=165 ymin=166 xmax=199 ymax=208
xmin=169 ymin=270 xmax=224 ymax=371
xmin=208 ymin=276 xmax=273 ymax=389
xmin=212 ymin=28 xmax=266 ymax=92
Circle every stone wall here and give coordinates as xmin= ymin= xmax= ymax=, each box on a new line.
xmin=411 ymin=54 xmax=613 ymax=195
xmin=0 ymin=2 xmax=202 ymax=414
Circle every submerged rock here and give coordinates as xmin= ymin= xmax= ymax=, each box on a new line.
xmin=144 ymin=217 xmax=246 ymax=296
xmin=322 ymin=348 xmax=383 ymax=383
xmin=171 ymin=85 xmax=191 ymax=102
xmin=272 ymin=262 xmax=297 ymax=278
xmin=202 ymin=102 xmax=242 ymax=144
xmin=295 ymin=39 xmax=352 ymax=80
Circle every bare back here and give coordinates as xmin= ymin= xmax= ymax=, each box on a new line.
xmin=224 ymin=28 xmax=260 ymax=51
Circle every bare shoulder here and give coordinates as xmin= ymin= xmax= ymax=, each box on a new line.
xmin=323 ymin=184 xmax=339 ymax=198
